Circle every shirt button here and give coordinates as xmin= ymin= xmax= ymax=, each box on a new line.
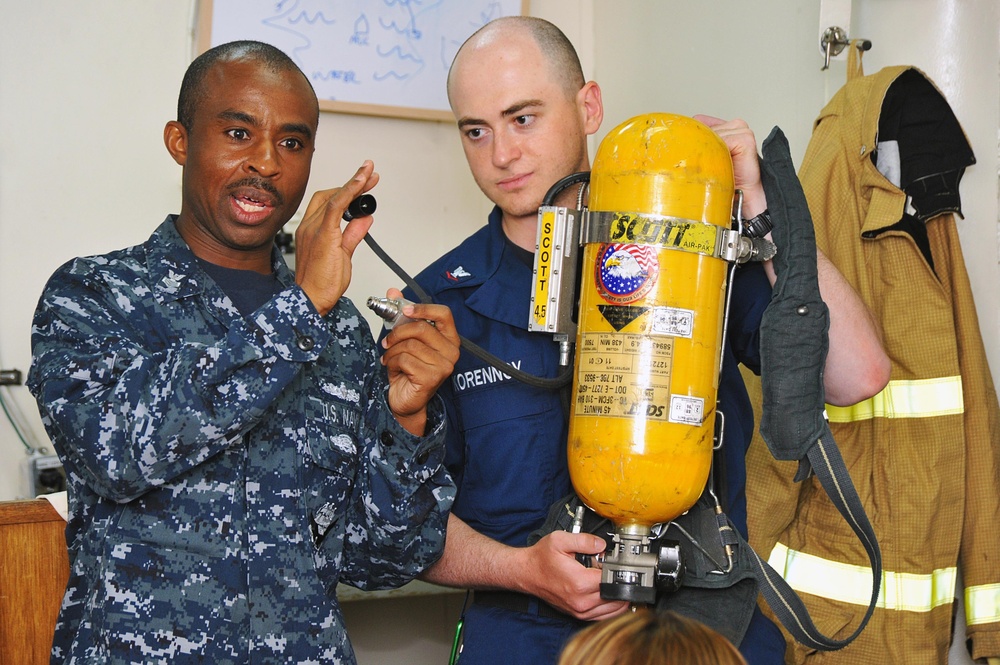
xmin=380 ymin=431 xmax=394 ymax=446
xmin=415 ymin=450 xmax=429 ymax=465
xmin=296 ymin=335 xmax=315 ymax=351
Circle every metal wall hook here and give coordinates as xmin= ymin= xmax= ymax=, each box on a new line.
xmin=820 ymin=26 xmax=872 ymax=70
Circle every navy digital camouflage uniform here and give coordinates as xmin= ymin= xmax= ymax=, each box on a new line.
xmin=27 ymin=216 xmax=454 ymax=664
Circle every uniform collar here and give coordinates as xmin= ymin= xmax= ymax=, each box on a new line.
xmin=430 ymin=207 xmax=505 ymax=290
xmin=817 ymin=66 xmax=973 ymax=235
xmin=445 ymin=206 xmax=536 ymax=329
xmin=146 ymin=215 xmax=295 ymax=304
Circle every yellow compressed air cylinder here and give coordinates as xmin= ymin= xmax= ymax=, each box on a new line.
xmin=568 ymin=113 xmax=735 ymax=528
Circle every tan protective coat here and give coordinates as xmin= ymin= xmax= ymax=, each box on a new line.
xmin=745 ymin=66 xmax=1000 ymax=663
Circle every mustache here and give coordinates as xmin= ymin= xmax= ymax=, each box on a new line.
xmin=228 ymin=177 xmax=283 ymax=206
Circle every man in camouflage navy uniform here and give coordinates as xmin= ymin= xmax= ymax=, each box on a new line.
xmin=27 ymin=41 xmax=459 ymax=664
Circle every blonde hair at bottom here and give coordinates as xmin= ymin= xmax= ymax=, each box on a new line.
xmin=557 ymin=608 xmax=748 ymax=665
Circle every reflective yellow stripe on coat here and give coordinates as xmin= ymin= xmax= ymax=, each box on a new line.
xmin=967 ymin=583 xmax=1000 ymax=625
xmin=768 ymin=543 xmax=956 ymax=612
xmin=826 ymin=376 xmax=964 ymax=422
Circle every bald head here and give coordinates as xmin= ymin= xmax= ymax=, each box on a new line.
xmin=447 ymin=17 xmax=585 ymax=108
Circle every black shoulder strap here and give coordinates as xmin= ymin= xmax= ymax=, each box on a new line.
xmin=745 ymin=432 xmax=881 ymax=649
xmin=749 ymin=127 xmax=882 ymax=650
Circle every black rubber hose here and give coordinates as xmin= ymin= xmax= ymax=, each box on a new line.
xmin=363 ymin=233 xmax=573 ymax=390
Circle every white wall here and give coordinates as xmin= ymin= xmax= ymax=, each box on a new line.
xmin=593 ymin=0 xmax=831 ymax=165
xmin=1 ymin=2 xmax=194 ymax=492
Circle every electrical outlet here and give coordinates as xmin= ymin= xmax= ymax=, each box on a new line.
xmin=25 ymin=452 xmax=66 ymax=497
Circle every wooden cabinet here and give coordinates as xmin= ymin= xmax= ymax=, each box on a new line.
xmin=0 ymin=500 xmax=69 ymax=665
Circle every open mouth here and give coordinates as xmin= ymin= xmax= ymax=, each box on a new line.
xmin=235 ymin=195 xmax=269 ymax=214
xmin=229 ymin=185 xmax=278 ymax=223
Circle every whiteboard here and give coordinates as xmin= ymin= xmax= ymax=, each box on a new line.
xmin=197 ymin=0 xmax=527 ymax=121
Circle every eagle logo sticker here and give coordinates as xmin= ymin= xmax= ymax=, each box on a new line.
xmin=595 ymin=243 xmax=659 ymax=305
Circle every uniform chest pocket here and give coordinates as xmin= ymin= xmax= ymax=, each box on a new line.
xmin=301 ymin=395 xmax=363 ymax=546
xmin=452 ymin=366 xmax=568 ymax=528
xmin=455 ymin=377 xmax=553 ymax=429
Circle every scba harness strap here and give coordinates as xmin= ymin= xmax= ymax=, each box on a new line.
xmin=751 ymin=127 xmax=881 ymax=650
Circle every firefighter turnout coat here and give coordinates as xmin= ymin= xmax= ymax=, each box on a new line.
xmin=746 ymin=65 xmax=1000 ymax=663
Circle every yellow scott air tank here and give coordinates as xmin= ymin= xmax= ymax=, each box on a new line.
xmin=568 ymin=113 xmax=735 ymax=528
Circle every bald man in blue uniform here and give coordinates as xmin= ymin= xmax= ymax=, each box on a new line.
xmin=395 ymin=15 xmax=888 ymax=665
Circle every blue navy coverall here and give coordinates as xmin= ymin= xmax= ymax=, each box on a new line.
xmin=404 ymin=207 xmax=785 ymax=665
xmin=28 ymin=217 xmax=454 ymax=665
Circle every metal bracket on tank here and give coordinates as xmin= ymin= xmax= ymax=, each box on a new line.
xmin=529 ymin=205 xmax=582 ymax=339
xmin=583 ymin=210 xmax=771 ymax=264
